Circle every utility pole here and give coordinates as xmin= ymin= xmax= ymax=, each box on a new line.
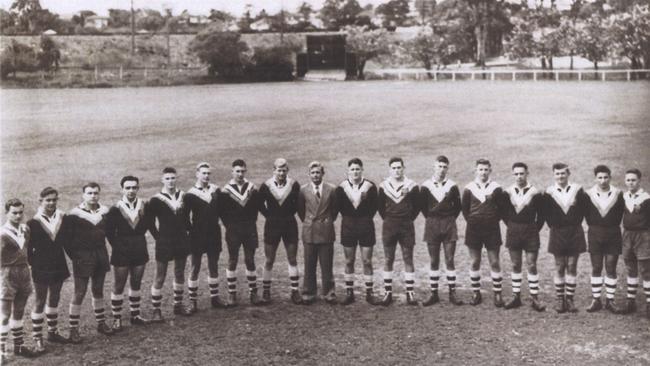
xmin=280 ymin=0 xmax=285 ymax=43
xmin=130 ymin=0 xmax=135 ymax=56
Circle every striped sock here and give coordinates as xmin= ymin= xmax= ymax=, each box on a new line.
xmin=69 ymin=303 xmax=81 ymax=328
xmin=188 ymin=279 xmax=199 ymax=302
xmin=173 ymin=282 xmax=184 ymax=305
xmin=491 ymin=271 xmax=503 ymax=293
xmin=511 ymin=272 xmax=523 ymax=294
xmin=404 ymin=271 xmax=415 ymax=293
xmin=554 ymin=276 xmax=565 ymax=298
xmin=605 ymin=276 xmax=617 ymax=300
xmin=0 ymin=322 xmax=8 ymax=356
xmin=246 ymin=270 xmax=257 ymax=293
xmin=10 ymin=319 xmax=24 ymax=347
xmin=565 ymin=275 xmax=577 ymax=298
xmin=151 ymin=286 xmax=163 ymax=310
xmin=591 ymin=276 xmax=603 ymax=299
xmin=364 ymin=274 xmax=373 ymax=292
xmin=446 ymin=270 xmax=457 ymax=291
xmin=111 ymin=293 xmax=124 ymax=320
xmin=344 ymin=273 xmax=354 ymax=290
xmin=470 ymin=270 xmax=481 ymax=293
xmin=208 ymin=276 xmax=219 ymax=298
xmin=528 ymin=273 xmax=540 ymax=295
xmin=128 ymin=289 xmax=141 ymax=318
xmin=92 ymin=297 xmax=106 ymax=324
xmin=31 ymin=312 xmax=45 ymax=341
xmin=45 ymin=306 xmax=58 ymax=333
xmin=226 ymin=270 xmax=237 ymax=294
xmin=644 ymin=280 xmax=650 ymax=303
xmin=627 ymin=277 xmax=638 ymax=299
xmin=288 ymin=265 xmax=299 ymax=291
xmin=429 ymin=270 xmax=440 ymax=292
xmin=262 ymin=268 xmax=272 ymax=292
xmin=383 ymin=271 xmax=393 ymax=294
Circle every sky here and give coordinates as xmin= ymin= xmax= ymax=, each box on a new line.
xmin=0 ymin=0 xmax=573 ymax=16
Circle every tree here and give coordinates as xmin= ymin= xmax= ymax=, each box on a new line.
xmin=137 ymin=9 xmax=165 ymax=32
xmin=0 ymin=39 xmax=38 ymax=79
xmin=10 ymin=0 xmax=41 ymax=32
xmin=403 ymin=27 xmax=444 ymax=75
xmin=108 ymin=8 xmax=131 ymax=28
xmin=189 ymin=28 xmax=250 ymax=79
xmin=0 ymin=9 xmax=17 ymax=34
xmin=37 ymin=34 xmax=60 ymax=72
xmin=297 ymin=2 xmax=313 ymax=23
xmin=414 ymin=0 xmax=436 ymax=24
xmin=609 ymin=5 xmax=650 ymax=69
xmin=71 ymin=10 xmax=95 ymax=27
xmin=575 ymin=14 xmax=611 ymax=70
xmin=238 ymin=6 xmax=254 ymax=32
xmin=344 ymin=25 xmax=391 ymax=79
xmin=320 ymin=0 xmax=363 ymax=30
xmin=376 ymin=0 xmax=412 ymax=28
xmin=504 ymin=19 xmax=537 ymax=60
xmin=209 ymin=9 xmax=235 ymax=23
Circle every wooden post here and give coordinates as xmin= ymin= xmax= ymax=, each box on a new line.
xmin=578 ymin=71 xmax=582 ymax=81
xmin=602 ymin=72 xmax=606 ymax=81
xmin=452 ymin=72 xmax=456 ymax=81
xmin=533 ymin=71 xmax=537 ymax=82
xmin=490 ymin=72 xmax=495 ymax=81
xmin=94 ymin=66 xmax=98 ymax=81
xmin=512 ymin=72 xmax=516 ymax=81
xmin=119 ymin=66 xmax=123 ymax=80
xmin=471 ymin=72 xmax=475 ymax=81
xmin=554 ymin=71 xmax=559 ymax=82
xmin=433 ymin=72 xmax=437 ymax=81
xmin=627 ymin=71 xmax=631 ymax=81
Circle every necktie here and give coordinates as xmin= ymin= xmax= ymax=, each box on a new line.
xmin=315 ymin=185 xmax=321 ymax=199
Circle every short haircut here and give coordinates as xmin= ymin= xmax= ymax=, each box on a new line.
xmin=232 ymin=159 xmax=246 ymax=168
xmin=552 ymin=162 xmax=569 ymax=171
xmin=39 ymin=186 xmax=58 ymax=198
xmin=308 ymin=161 xmax=325 ymax=174
xmin=435 ymin=155 xmax=450 ymax=164
xmin=388 ymin=157 xmax=404 ymax=166
xmin=476 ymin=158 xmax=491 ymax=167
xmin=274 ymin=158 xmax=288 ymax=169
xmin=594 ymin=164 xmax=611 ymax=176
xmin=196 ymin=162 xmax=211 ymax=171
xmin=625 ymin=168 xmax=642 ymax=179
xmin=348 ymin=158 xmax=363 ymax=167
xmin=512 ymin=162 xmax=528 ymax=171
xmin=162 ymin=167 xmax=177 ymax=175
xmin=120 ymin=175 xmax=139 ymax=187
xmin=82 ymin=182 xmax=101 ymax=193
xmin=5 ymin=198 xmax=24 ymax=213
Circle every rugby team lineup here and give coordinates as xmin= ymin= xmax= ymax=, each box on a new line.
xmin=1 ymin=155 xmax=649 ymax=361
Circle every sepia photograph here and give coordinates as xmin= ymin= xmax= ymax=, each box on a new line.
xmin=0 ymin=0 xmax=649 ymax=364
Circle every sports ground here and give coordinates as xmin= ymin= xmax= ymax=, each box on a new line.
xmin=1 ymin=80 xmax=650 ymax=365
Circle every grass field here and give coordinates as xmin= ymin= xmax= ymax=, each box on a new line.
xmin=1 ymin=80 xmax=650 ymax=365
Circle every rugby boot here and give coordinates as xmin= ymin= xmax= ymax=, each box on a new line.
xmin=504 ymin=293 xmax=522 ymax=310
xmin=448 ymin=289 xmax=464 ymax=306
xmin=112 ymin=318 xmax=124 ymax=333
xmin=173 ymin=304 xmax=193 ymax=316
xmin=406 ymin=291 xmax=418 ymax=306
xmin=290 ymin=290 xmax=303 ymax=305
xmin=227 ymin=292 xmax=238 ymax=308
xmin=261 ymin=289 xmax=272 ymax=305
xmin=586 ymin=298 xmax=603 ymax=313
xmin=130 ymin=316 xmax=151 ymax=326
xmin=188 ymin=299 xmax=198 ymax=314
xmin=13 ymin=344 xmax=40 ymax=358
xmin=494 ymin=292 xmax=505 ymax=308
xmin=530 ymin=295 xmax=546 ymax=312
xmin=605 ymin=299 xmax=621 ymax=314
xmin=67 ymin=328 xmax=82 ymax=344
xmin=470 ymin=291 xmax=482 ymax=306
xmin=565 ymin=296 xmax=578 ymax=313
xmin=366 ymin=289 xmax=380 ymax=305
xmin=422 ymin=291 xmax=439 ymax=307
xmin=249 ymin=289 xmax=262 ymax=306
xmin=211 ymin=295 xmax=228 ymax=309
xmin=379 ymin=292 xmax=393 ymax=306
xmin=47 ymin=330 xmax=70 ymax=344
xmin=34 ymin=338 xmax=46 ymax=354
xmin=623 ymin=298 xmax=636 ymax=314
xmin=151 ymin=309 xmax=165 ymax=323
xmin=554 ymin=296 xmax=567 ymax=314
xmin=97 ymin=321 xmax=115 ymax=336
xmin=340 ymin=289 xmax=355 ymax=305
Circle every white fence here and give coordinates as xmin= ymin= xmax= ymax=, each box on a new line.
xmin=374 ymin=68 xmax=650 ymax=81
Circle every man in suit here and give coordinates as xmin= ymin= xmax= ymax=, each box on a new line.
xmin=297 ymin=161 xmax=338 ymax=305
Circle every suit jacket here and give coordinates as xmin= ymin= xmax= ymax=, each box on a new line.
xmin=298 ymin=182 xmax=338 ymax=244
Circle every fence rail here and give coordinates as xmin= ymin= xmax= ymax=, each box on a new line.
xmin=374 ymin=68 xmax=650 ymax=82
